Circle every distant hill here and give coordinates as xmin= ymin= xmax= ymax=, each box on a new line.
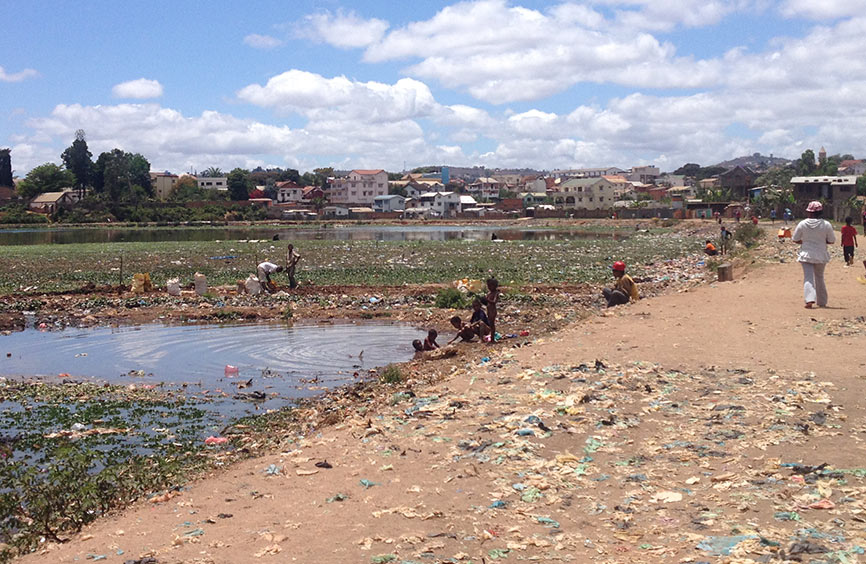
xmin=715 ymin=153 xmax=791 ymax=171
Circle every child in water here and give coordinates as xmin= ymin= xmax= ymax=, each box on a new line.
xmin=423 ymin=329 xmax=439 ymax=351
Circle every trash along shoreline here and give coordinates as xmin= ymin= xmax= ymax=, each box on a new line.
xmin=10 ymin=222 xmax=864 ymax=563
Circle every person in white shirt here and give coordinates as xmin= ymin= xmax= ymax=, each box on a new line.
xmin=256 ymin=261 xmax=283 ymax=293
xmin=792 ymin=201 xmax=835 ymax=309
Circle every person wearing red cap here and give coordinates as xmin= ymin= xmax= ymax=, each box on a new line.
xmin=603 ymin=261 xmax=639 ymax=307
xmin=792 ymin=200 xmax=835 ymax=308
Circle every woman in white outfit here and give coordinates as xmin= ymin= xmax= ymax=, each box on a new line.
xmin=792 ymin=201 xmax=835 ymax=308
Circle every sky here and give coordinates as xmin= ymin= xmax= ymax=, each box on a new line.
xmin=4 ymin=0 xmax=866 ymax=176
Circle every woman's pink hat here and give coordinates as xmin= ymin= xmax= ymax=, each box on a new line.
xmin=806 ymin=201 xmax=823 ymax=212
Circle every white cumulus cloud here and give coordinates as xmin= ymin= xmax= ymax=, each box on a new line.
xmin=243 ymin=33 xmax=285 ymax=49
xmin=300 ymin=10 xmax=389 ymax=48
xmin=0 ymin=65 xmax=39 ymax=83
xmin=780 ymin=0 xmax=866 ymax=20
xmin=112 ymin=78 xmax=164 ymax=99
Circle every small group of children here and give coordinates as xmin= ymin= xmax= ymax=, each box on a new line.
xmin=412 ymin=278 xmax=502 ymax=355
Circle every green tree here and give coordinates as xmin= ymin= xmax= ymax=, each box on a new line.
xmin=0 ymin=148 xmax=13 ymax=187
xmin=312 ymin=167 xmax=334 ymax=187
xmin=60 ymin=129 xmax=93 ymax=198
xmin=227 ymin=168 xmax=250 ymax=201
xmin=857 ymin=174 xmax=866 ymax=196
xmin=277 ymin=168 xmax=301 ymax=183
xmin=168 ymin=175 xmax=203 ymax=201
xmin=200 ymin=167 xmax=223 ymax=178
xmin=755 ymin=166 xmax=794 ymax=189
xmin=92 ymin=150 xmax=152 ymax=202
xmin=673 ymin=163 xmax=701 ymax=177
xmin=798 ymin=150 xmax=817 ymax=175
xmin=16 ymin=163 xmax=75 ymax=199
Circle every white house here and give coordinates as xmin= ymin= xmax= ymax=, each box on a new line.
xmin=329 ymin=169 xmax=389 ymax=205
xmin=373 ymin=194 xmax=406 ymax=213
xmin=554 ymin=177 xmax=617 ymax=210
xmin=275 ymin=181 xmax=304 ymax=203
xmin=408 ymin=191 xmax=463 ymax=217
xmin=197 ymin=177 xmax=228 ymax=191
xmin=467 ymin=177 xmax=503 ymax=200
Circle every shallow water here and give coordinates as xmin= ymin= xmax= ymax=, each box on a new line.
xmin=0 ymin=321 xmax=425 ymax=413
xmin=0 ymin=225 xmax=627 ymax=245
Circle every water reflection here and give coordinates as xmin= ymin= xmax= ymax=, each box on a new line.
xmin=1 ymin=321 xmax=424 ymax=410
xmin=0 ymin=225 xmax=627 ymax=245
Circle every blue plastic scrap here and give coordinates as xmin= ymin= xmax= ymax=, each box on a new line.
xmin=696 ymin=535 xmax=757 ymax=556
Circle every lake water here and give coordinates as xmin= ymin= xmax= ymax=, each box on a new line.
xmin=0 ymin=321 xmax=425 ymax=414
xmin=0 ymin=225 xmax=627 ymax=245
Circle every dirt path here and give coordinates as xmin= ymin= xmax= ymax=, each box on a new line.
xmin=18 ymin=235 xmax=866 ymax=564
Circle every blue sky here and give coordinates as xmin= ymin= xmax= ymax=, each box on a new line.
xmin=4 ymin=0 xmax=866 ymax=175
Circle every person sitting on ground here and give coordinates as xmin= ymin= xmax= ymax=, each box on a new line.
xmin=602 ymin=261 xmax=639 ymax=308
xmin=841 ymin=216 xmax=858 ymax=266
xmin=704 ymin=240 xmax=718 ymax=256
xmin=471 ymin=298 xmax=489 ymax=326
xmin=256 ymin=261 xmax=283 ymax=293
xmin=423 ymin=329 xmax=440 ymax=351
xmin=447 ymin=314 xmax=491 ymax=344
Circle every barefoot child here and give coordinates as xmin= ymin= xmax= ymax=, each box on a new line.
xmin=423 ymin=329 xmax=440 ymax=351
xmin=447 ymin=315 xmax=490 ymax=344
xmin=485 ymin=278 xmax=500 ymax=339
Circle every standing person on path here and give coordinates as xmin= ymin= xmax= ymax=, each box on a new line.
xmin=720 ymin=225 xmax=732 ymax=255
xmin=792 ymin=201 xmax=835 ymax=309
xmin=861 ymin=207 xmax=866 ymax=236
xmin=286 ymin=243 xmax=301 ymax=289
xmin=770 ymin=209 xmax=777 ymax=224
xmin=841 ymin=217 xmax=858 ymax=266
xmin=485 ymin=278 xmax=501 ymax=340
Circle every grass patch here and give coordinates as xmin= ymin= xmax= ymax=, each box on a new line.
xmin=379 ymin=364 xmax=403 ymax=384
xmin=434 ymin=287 xmax=470 ymax=309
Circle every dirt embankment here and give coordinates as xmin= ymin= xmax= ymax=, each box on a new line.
xmin=19 ymin=225 xmax=866 ymax=564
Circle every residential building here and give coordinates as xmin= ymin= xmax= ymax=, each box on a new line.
xmin=302 ymin=186 xmax=325 ymax=201
xmin=467 ymin=177 xmax=503 ymax=200
xmin=627 ymin=166 xmax=660 ymax=184
xmin=28 ymin=190 xmax=77 ymax=214
xmin=553 ymin=177 xmax=617 ymax=210
xmin=791 ymin=175 xmax=858 ymax=220
xmin=329 ymin=169 xmax=388 ymax=205
xmin=372 ymin=194 xmax=406 ymax=213
xmin=150 ymin=172 xmax=178 ymax=199
xmin=838 ymin=160 xmax=866 ymax=176
xmin=520 ymin=192 xmax=548 ymax=207
xmin=552 ymin=167 xmax=624 ymax=179
xmin=407 ymin=191 xmax=463 ymax=217
xmin=601 ymin=175 xmax=633 ymax=199
xmin=719 ymin=166 xmax=757 ymax=199
xmin=197 ymin=177 xmax=228 ymax=191
xmin=275 ymin=181 xmax=304 ymax=203
xmin=321 ymin=205 xmax=349 ymax=219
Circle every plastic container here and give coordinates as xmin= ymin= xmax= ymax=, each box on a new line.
xmin=194 ymin=272 xmax=208 ymax=296
xmin=166 ymin=278 xmax=181 ymax=296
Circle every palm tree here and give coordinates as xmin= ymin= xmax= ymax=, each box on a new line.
xmin=201 ymin=167 xmax=223 ymax=178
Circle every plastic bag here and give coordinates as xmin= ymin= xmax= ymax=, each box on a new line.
xmin=194 ymin=272 xmax=208 ymax=296
xmin=131 ymin=273 xmax=153 ymax=293
xmin=244 ymin=275 xmax=262 ymax=295
xmin=166 ymin=278 xmax=181 ymax=296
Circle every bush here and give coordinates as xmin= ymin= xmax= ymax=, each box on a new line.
xmin=380 ymin=364 xmax=403 ymax=384
xmin=734 ymin=223 xmax=763 ymax=248
xmin=0 ymin=205 xmax=49 ymax=224
xmin=434 ymin=287 xmax=469 ymax=309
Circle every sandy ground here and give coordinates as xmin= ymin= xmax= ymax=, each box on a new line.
xmin=16 ymin=230 xmax=866 ymax=564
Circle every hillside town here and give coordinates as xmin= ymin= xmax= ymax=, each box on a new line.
xmin=2 ymin=142 xmax=865 ymax=225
